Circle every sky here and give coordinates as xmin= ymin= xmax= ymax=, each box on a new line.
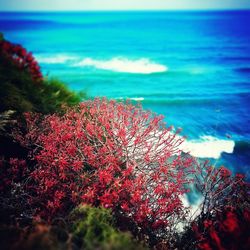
xmin=0 ymin=0 xmax=250 ymax=11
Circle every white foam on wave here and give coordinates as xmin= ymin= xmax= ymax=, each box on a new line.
xmin=176 ymin=194 xmax=204 ymax=232
xmin=115 ymin=97 xmax=145 ymax=101
xmin=180 ymin=135 xmax=235 ymax=159
xmin=129 ymin=97 xmax=145 ymax=101
xmin=36 ymin=54 xmax=78 ymax=64
xmin=75 ymin=57 xmax=168 ymax=74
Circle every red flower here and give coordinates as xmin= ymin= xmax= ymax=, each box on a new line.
xmin=223 ymin=211 xmax=239 ymax=233
xmin=13 ymin=98 xmax=193 ymax=229
xmin=0 ymin=39 xmax=43 ymax=81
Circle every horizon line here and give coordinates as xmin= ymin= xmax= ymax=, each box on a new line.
xmin=0 ymin=8 xmax=250 ymax=12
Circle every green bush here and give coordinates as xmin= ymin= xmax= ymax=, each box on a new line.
xmin=0 ymin=34 xmax=86 ymax=114
xmin=0 ymin=53 xmax=37 ymax=113
xmin=0 ymin=35 xmax=86 ymax=158
xmin=39 ymin=78 xmax=86 ymax=114
xmin=69 ymin=205 xmax=146 ymax=250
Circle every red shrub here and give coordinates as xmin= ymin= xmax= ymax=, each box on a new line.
xmin=193 ymin=161 xmax=249 ymax=216
xmin=0 ymin=157 xmax=34 ymax=224
xmin=187 ymin=161 xmax=250 ymax=250
xmin=193 ymin=207 xmax=250 ymax=250
xmin=0 ymin=157 xmax=27 ymax=193
xmin=0 ymin=40 xmax=43 ymax=81
xmin=15 ymin=99 xmax=194 ymax=235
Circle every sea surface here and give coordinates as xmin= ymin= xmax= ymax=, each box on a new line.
xmin=0 ymin=11 xmax=250 ymax=178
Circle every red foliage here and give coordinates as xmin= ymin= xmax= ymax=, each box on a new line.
xmin=0 ymin=157 xmax=33 ymax=224
xmin=14 ymin=99 xmax=194 ymax=232
xmin=189 ymin=161 xmax=250 ymax=250
xmin=0 ymin=40 xmax=43 ymax=81
xmin=194 ymin=207 xmax=250 ymax=250
xmin=193 ymin=161 xmax=249 ymax=216
xmin=0 ymin=157 xmax=27 ymax=193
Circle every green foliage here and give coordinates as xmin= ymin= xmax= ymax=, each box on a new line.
xmin=0 ymin=35 xmax=87 ymax=159
xmin=69 ymin=205 xmax=146 ymax=250
xmin=0 ymin=206 xmax=146 ymax=250
xmin=0 ymin=54 xmax=37 ymax=113
xmin=0 ymin=35 xmax=86 ymax=114
xmin=40 ymin=78 xmax=86 ymax=114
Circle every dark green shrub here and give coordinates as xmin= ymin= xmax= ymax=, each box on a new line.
xmin=0 ymin=35 xmax=87 ymax=225
xmin=39 ymin=78 xmax=86 ymax=114
xmin=0 ymin=34 xmax=86 ymax=114
xmin=69 ymin=205 xmax=146 ymax=250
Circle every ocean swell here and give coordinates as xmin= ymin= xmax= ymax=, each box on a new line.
xmin=180 ymin=136 xmax=235 ymax=159
xmin=36 ymin=54 xmax=78 ymax=64
xmin=115 ymin=97 xmax=145 ymax=101
xmin=74 ymin=57 xmax=168 ymax=74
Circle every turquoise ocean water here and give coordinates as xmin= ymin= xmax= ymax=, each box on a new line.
xmin=0 ymin=11 xmax=250 ymax=178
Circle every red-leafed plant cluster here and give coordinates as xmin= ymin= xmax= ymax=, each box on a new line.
xmin=193 ymin=161 xmax=249 ymax=216
xmin=0 ymin=40 xmax=42 ymax=81
xmin=192 ymin=207 xmax=250 ymax=250
xmin=2 ymin=98 xmax=250 ymax=249
xmin=0 ymin=157 xmax=33 ymax=225
xmin=14 ymin=98 xmax=194 ymax=241
xmin=178 ymin=161 xmax=250 ymax=250
xmin=0 ymin=158 xmax=27 ymax=193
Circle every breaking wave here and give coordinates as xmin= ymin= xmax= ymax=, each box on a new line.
xmin=180 ymin=135 xmax=235 ymax=159
xmin=115 ymin=97 xmax=145 ymax=101
xmin=74 ymin=57 xmax=168 ymax=74
xmin=36 ymin=54 xmax=78 ymax=64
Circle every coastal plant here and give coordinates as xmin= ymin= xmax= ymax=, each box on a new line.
xmin=177 ymin=161 xmax=250 ymax=249
xmin=69 ymin=205 xmax=146 ymax=250
xmin=40 ymin=78 xmax=86 ymax=114
xmin=179 ymin=204 xmax=250 ymax=250
xmin=192 ymin=161 xmax=249 ymax=216
xmin=0 ymin=35 xmax=84 ymax=114
xmin=0 ymin=205 xmax=145 ymax=250
xmin=192 ymin=207 xmax=250 ymax=250
xmin=0 ymin=157 xmax=32 ymax=225
xmin=0 ymin=37 xmax=43 ymax=82
xmin=14 ymin=98 xmax=194 ymax=244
